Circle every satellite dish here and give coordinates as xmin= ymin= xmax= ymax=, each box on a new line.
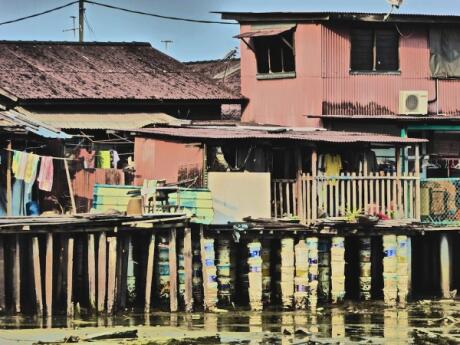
xmin=387 ymin=0 xmax=403 ymax=8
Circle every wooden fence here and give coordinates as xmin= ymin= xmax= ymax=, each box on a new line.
xmin=272 ymin=172 xmax=420 ymax=224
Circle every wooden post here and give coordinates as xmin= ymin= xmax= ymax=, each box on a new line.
xmin=311 ymin=148 xmax=318 ymax=221
xmin=169 ymin=228 xmax=178 ymax=312
xmin=295 ymin=149 xmax=303 ymax=221
xmin=183 ymin=227 xmax=193 ymax=312
xmin=31 ymin=237 xmax=43 ymax=316
xmin=88 ymin=234 xmax=96 ymax=311
xmin=66 ymin=238 xmax=74 ymax=317
xmin=414 ymin=144 xmax=421 ymax=221
xmin=97 ymin=232 xmax=107 ymax=313
xmin=63 ymin=159 xmax=77 ymax=215
xmin=6 ymin=141 xmax=12 ymax=216
xmin=0 ymin=237 xmax=5 ymax=312
xmin=107 ymin=237 xmax=117 ymax=314
xmin=45 ymin=233 xmax=53 ymax=317
xmin=331 ymin=237 xmax=345 ymax=304
xmin=144 ymin=234 xmax=156 ymax=314
xmin=440 ymin=234 xmax=451 ymax=299
xmin=12 ymin=235 xmax=20 ymax=314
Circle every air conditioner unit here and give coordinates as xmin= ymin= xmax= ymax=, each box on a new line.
xmin=399 ymin=90 xmax=428 ymax=115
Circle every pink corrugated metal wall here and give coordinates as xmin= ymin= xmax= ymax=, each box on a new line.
xmin=240 ymin=22 xmax=460 ymax=124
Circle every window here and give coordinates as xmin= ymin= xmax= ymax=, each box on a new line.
xmin=253 ymin=31 xmax=295 ymax=75
xmin=350 ymin=27 xmax=399 ymax=72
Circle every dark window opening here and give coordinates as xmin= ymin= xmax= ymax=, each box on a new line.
xmin=253 ymin=31 xmax=295 ymax=74
xmin=350 ymin=27 xmax=399 ymax=72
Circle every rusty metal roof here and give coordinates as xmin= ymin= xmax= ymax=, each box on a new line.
xmin=235 ymin=27 xmax=294 ymax=38
xmin=134 ymin=126 xmax=426 ymax=144
xmin=310 ymin=114 xmax=460 ymax=122
xmin=0 ymin=41 xmax=242 ymax=103
xmin=0 ymin=110 xmax=71 ymax=139
xmin=25 ymin=112 xmax=190 ymax=130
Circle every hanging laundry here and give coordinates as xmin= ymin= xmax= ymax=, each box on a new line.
xmin=324 ymin=154 xmax=342 ymax=177
xmin=97 ymin=150 xmax=111 ymax=169
xmin=15 ymin=151 xmax=29 ymax=180
xmin=11 ymin=150 xmax=21 ymax=176
xmin=37 ymin=156 xmax=54 ymax=192
xmin=24 ymin=153 xmax=40 ymax=184
xmin=79 ymin=148 xmax=95 ymax=169
xmin=111 ymin=149 xmax=120 ymax=169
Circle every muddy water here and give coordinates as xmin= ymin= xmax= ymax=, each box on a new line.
xmin=1 ymin=301 xmax=460 ymax=344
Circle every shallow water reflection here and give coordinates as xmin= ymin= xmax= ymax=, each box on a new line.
xmin=1 ymin=301 xmax=460 ymax=344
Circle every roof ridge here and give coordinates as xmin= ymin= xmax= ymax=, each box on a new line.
xmin=0 ymin=40 xmax=152 ymax=46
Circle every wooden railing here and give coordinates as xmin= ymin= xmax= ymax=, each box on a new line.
xmin=272 ymin=172 xmax=420 ymax=224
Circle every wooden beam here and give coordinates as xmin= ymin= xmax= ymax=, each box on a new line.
xmin=169 ymin=228 xmax=178 ymax=312
xmin=414 ymin=144 xmax=421 ymax=221
xmin=97 ymin=232 xmax=107 ymax=313
xmin=183 ymin=227 xmax=193 ymax=312
xmin=6 ymin=141 xmax=12 ymax=217
xmin=66 ymin=238 xmax=74 ymax=317
xmin=12 ymin=234 xmax=20 ymax=314
xmin=31 ymin=237 xmax=43 ymax=316
xmin=311 ymin=149 xmax=318 ymax=221
xmin=0 ymin=237 xmax=5 ymax=312
xmin=45 ymin=233 xmax=53 ymax=317
xmin=107 ymin=237 xmax=117 ymax=314
xmin=144 ymin=234 xmax=156 ymax=314
xmin=64 ymin=159 xmax=77 ymax=215
xmin=87 ymin=234 xmax=96 ymax=311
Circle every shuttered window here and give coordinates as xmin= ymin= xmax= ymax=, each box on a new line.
xmin=350 ymin=27 xmax=399 ymax=72
xmin=254 ymin=31 xmax=295 ymax=75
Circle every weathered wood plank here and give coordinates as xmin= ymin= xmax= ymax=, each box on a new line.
xmin=107 ymin=237 xmax=117 ymax=314
xmin=144 ymin=234 xmax=156 ymax=314
xmin=66 ymin=238 xmax=74 ymax=317
xmin=97 ymin=232 xmax=107 ymax=313
xmin=0 ymin=236 xmax=5 ymax=312
xmin=31 ymin=237 xmax=43 ymax=316
xmin=88 ymin=234 xmax=96 ymax=311
xmin=169 ymin=228 xmax=178 ymax=312
xmin=183 ymin=227 xmax=193 ymax=312
xmin=12 ymin=235 xmax=20 ymax=314
xmin=45 ymin=233 xmax=53 ymax=317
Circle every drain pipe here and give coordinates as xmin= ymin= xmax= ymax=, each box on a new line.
xmin=428 ymin=78 xmax=439 ymax=115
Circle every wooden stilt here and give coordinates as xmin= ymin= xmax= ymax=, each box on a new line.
xmin=248 ymin=240 xmax=263 ymax=311
xmin=107 ymin=237 xmax=117 ymax=314
xmin=359 ymin=237 xmax=372 ymax=301
xmin=31 ymin=237 xmax=43 ymax=316
xmin=97 ymin=232 xmax=107 ymax=313
xmin=440 ymin=234 xmax=451 ymax=299
xmin=118 ymin=236 xmax=130 ymax=310
xmin=200 ymin=226 xmax=216 ymax=311
xmin=0 ymin=236 xmax=5 ymax=312
xmin=45 ymin=233 xmax=53 ymax=317
xmin=144 ymin=234 xmax=156 ymax=314
xmin=87 ymin=234 xmax=96 ymax=311
xmin=126 ymin=236 xmax=135 ymax=307
xmin=331 ymin=237 xmax=345 ymax=304
xmin=12 ymin=234 xmax=20 ymax=314
xmin=66 ymin=238 xmax=74 ymax=317
xmin=169 ymin=228 xmax=178 ymax=312
xmin=311 ymin=149 xmax=318 ymax=221
xmin=183 ymin=227 xmax=193 ymax=312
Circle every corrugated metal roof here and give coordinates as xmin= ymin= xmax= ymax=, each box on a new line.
xmin=0 ymin=110 xmax=71 ymax=139
xmin=134 ymin=126 xmax=426 ymax=144
xmin=0 ymin=41 xmax=242 ymax=102
xmin=235 ymin=27 xmax=293 ymax=38
xmin=311 ymin=114 xmax=460 ymax=122
xmin=26 ymin=112 xmax=190 ymax=130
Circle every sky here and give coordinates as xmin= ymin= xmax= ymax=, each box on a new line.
xmin=0 ymin=0 xmax=460 ymax=62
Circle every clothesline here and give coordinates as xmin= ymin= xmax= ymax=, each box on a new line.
xmin=5 ymin=148 xmax=73 ymax=161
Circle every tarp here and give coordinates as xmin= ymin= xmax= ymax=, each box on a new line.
xmin=430 ymin=27 xmax=460 ymax=78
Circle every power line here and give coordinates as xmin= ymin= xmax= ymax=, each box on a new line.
xmin=0 ymin=1 xmax=79 ymax=26
xmin=84 ymin=0 xmax=237 ymax=25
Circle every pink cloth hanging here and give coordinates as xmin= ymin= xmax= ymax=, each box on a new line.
xmin=37 ymin=156 xmax=54 ymax=192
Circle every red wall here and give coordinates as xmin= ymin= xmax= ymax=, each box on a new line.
xmin=134 ymin=137 xmax=203 ymax=186
xmin=239 ymin=22 xmax=460 ymax=126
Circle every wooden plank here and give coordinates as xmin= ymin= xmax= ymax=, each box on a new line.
xmin=346 ymin=173 xmax=351 ymax=214
xmin=144 ymin=234 xmax=156 ymax=314
xmin=97 ymin=232 xmax=107 ymax=313
xmin=381 ymin=173 xmax=386 ymax=217
xmin=364 ymin=173 xmax=368 ymax=214
xmin=414 ymin=144 xmax=421 ymax=220
xmin=117 ymin=236 xmax=130 ymax=310
xmin=279 ymin=182 xmax=284 ymax=216
xmin=351 ymin=172 xmax=357 ymax=212
xmin=169 ymin=228 xmax=178 ymax=312
xmin=328 ymin=183 xmax=333 ymax=217
xmin=409 ymin=173 xmax=414 ymax=219
xmin=183 ymin=227 xmax=193 ymax=312
xmin=311 ymin=149 xmax=318 ymax=221
xmin=107 ymin=237 xmax=117 ymax=314
xmin=286 ymin=182 xmax=291 ymax=215
xmin=66 ymin=238 xmax=74 ymax=317
xmin=386 ymin=172 xmax=391 ymax=217
xmin=358 ymin=172 xmax=363 ymax=212
xmin=0 ymin=237 xmax=5 ymax=312
xmin=305 ymin=174 xmax=310 ymax=224
xmin=64 ymin=159 xmax=77 ymax=215
xmin=45 ymin=233 xmax=53 ymax=317
xmin=6 ymin=141 xmax=12 ymax=216
xmin=11 ymin=235 xmax=20 ymax=314
xmin=396 ymin=148 xmax=403 ymax=219
xmin=340 ymin=173 xmax=345 ymax=216
xmin=375 ymin=173 xmax=380 ymax=215
xmin=31 ymin=237 xmax=43 ymax=316
xmin=200 ymin=225 xmax=210 ymax=310
xmin=87 ymin=234 xmax=96 ymax=311
xmin=392 ymin=172 xmax=397 ymax=218
xmin=273 ymin=182 xmax=278 ymax=218
xmin=369 ymin=172 xmax=374 ymax=214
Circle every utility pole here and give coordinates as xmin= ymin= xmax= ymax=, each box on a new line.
xmin=161 ymin=40 xmax=173 ymax=50
xmin=79 ymin=0 xmax=84 ymax=42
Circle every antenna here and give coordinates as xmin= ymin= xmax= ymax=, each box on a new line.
xmin=63 ymin=16 xmax=78 ymax=39
xmin=384 ymin=0 xmax=403 ymax=21
xmin=161 ymin=40 xmax=173 ymax=50
xmin=221 ymin=47 xmax=239 ymax=84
